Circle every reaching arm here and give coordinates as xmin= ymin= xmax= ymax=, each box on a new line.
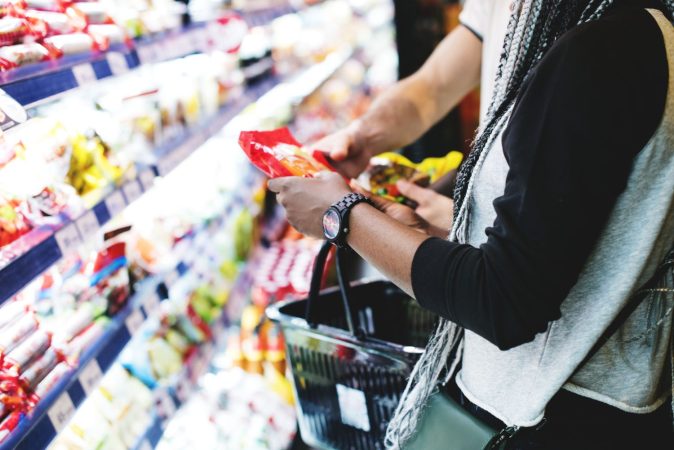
xmin=317 ymin=26 xmax=482 ymax=177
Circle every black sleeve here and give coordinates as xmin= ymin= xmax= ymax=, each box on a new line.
xmin=411 ymin=9 xmax=668 ymax=350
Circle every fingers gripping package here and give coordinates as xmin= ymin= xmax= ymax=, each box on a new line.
xmin=238 ymin=127 xmax=335 ymax=178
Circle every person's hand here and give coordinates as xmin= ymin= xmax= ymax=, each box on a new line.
xmin=350 ymin=182 xmax=429 ymax=233
xmin=268 ymin=172 xmax=352 ymax=238
xmin=397 ymin=180 xmax=454 ymax=231
xmin=312 ymin=120 xmax=370 ymax=179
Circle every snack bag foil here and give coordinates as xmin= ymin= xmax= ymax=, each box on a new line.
xmin=238 ymin=127 xmax=334 ymax=178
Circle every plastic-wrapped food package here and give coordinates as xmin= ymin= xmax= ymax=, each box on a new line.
xmin=356 ymin=152 xmax=463 ymax=204
xmin=0 ymin=42 xmax=52 ymax=69
xmin=238 ymin=127 xmax=335 ymax=178
xmin=0 ymin=194 xmax=34 ymax=248
xmin=42 ymin=32 xmax=93 ymax=55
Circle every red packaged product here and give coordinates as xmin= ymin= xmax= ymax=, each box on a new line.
xmin=18 ymin=347 xmax=59 ymax=389
xmin=238 ymin=127 xmax=335 ymax=178
xmin=0 ymin=410 xmax=22 ymax=444
xmin=2 ymin=330 xmax=50 ymax=375
xmin=0 ymin=314 xmax=38 ymax=360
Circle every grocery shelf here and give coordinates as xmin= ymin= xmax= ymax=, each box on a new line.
xmin=0 ymin=2 xmax=299 ymax=110
xmin=0 ymin=74 xmax=280 ymax=310
xmin=3 ymin=279 xmax=163 ymax=450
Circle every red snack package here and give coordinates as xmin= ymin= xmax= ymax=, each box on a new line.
xmin=0 ymin=410 xmax=22 ymax=443
xmin=2 ymin=330 xmax=50 ymax=375
xmin=18 ymin=347 xmax=59 ymax=390
xmin=238 ymin=127 xmax=335 ymax=178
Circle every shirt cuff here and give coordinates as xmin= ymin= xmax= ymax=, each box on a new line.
xmin=411 ymin=237 xmax=456 ymax=317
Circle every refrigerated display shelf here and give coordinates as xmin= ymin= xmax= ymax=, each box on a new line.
xmin=3 ymin=278 xmax=163 ymax=450
xmin=0 ymin=1 xmax=301 ymax=110
xmin=0 ymin=73 xmax=280 ymax=309
xmin=2 ymin=180 xmax=259 ymax=450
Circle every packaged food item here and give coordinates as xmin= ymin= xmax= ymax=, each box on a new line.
xmin=25 ymin=10 xmax=78 ymax=36
xmin=19 ymin=347 xmax=59 ymax=389
xmin=0 ymin=42 xmax=52 ymax=69
xmin=0 ymin=314 xmax=38 ymax=359
xmin=356 ymin=151 xmax=463 ymax=204
xmin=43 ymin=32 xmax=93 ymax=55
xmin=2 ymin=329 xmax=50 ymax=375
xmin=0 ymin=410 xmax=21 ymax=443
xmin=33 ymin=361 xmax=71 ymax=399
xmin=238 ymin=127 xmax=335 ymax=178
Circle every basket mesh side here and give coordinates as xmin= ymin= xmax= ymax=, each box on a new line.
xmin=287 ymin=342 xmax=411 ymax=450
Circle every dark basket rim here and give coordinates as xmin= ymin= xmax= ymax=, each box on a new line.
xmin=266 ymin=279 xmax=426 ymax=357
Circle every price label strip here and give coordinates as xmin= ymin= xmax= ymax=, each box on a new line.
xmin=106 ymin=52 xmax=128 ymax=76
xmin=143 ymin=293 xmax=161 ymax=317
xmin=54 ymin=223 xmax=82 ymax=256
xmin=122 ymin=180 xmax=143 ymax=204
xmin=72 ymin=64 xmax=97 ymax=87
xmin=75 ymin=210 xmax=99 ymax=241
xmin=47 ymin=393 xmax=76 ymax=432
xmin=79 ymin=360 xmax=103 ymax=395
xmin=164 ymin=269 xmax=179 ymax=288
xmin=138 ymin=440 xmax=153 ymax=450
xmin=139 ymin=169 xmax=155 ymax=191
xmin=105 ymin=190 xmax=126 ymax=218
xmin=155 ymin=388 xmax=177 ymax=422
xmin=125 ymin=308 xmax=145 ymax=335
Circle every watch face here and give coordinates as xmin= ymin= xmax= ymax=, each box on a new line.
xmin=322 ymin=208 xmax=341 ymax=240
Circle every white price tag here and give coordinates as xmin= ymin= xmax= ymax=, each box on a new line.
xmin=47 ymin=393 xmax=75 ymax=432
xmin=75 ymin=210 xmax=99 ymax=241
xmin=105 ymin=190 xmax=126 ymax=218
xmin=139 ymin=169 xmax=155 ymax=191
xmin=143 ymin=293 xmax=161 ymax=317
xmin=155 ymin=388 xmax=176 ymax=420
xmin=336 ymin=384 xmax=370 ymax=432
xmin=79 ymin=360 xmax=103 ymax=395
xmin=122 ymin=180 xmax=143 ymax=204
xmin=106 ymin=52 xmax=128 ymax=75
xmin=137 ymin=45 xmax=155 ymax=64
xmin=164 ymin=269 xmax=179 ymax=287
xmin=72 ymin=63 xmax=97 ymax=86
xmin=139 ymin=440 xmax=153 ymax=450
xmin=175 ymin=34 xmax=192 ymax=56
xmin=55 ymin=223 xmax=82 ymax=256
xmin=125 ymin=308 xmax=145 ymax=334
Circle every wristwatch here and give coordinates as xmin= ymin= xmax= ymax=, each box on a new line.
xmin=322 ymin=193 xmax=373 ymax=247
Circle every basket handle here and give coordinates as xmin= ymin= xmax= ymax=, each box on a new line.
xmin=305 ymin=241 xmax=363 ymax=339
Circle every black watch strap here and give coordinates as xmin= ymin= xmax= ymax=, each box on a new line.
xmin=329 ymin=193 xmax=373 ymax=247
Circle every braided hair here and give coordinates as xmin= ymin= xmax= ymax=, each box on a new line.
xmin=385 ymin=1 xmax=674 ymax=448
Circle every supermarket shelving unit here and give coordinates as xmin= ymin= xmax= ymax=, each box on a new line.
xmin=0 ymin=1 xmax=361 ymax=445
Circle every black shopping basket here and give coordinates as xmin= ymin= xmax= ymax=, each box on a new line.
xmin=266 ymin=241 xmax=437 ymax=450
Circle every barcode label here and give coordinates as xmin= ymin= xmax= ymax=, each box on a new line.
xmin=125 ymin=309 xmax=145 ymax=334
xmin=105 ymin=190 xmax=126 ymax=217
xmin=75 ymin=210 xmax=99 ymax=241
xmin=48 ymin=394 xmax=75 ymax=432
xmin=122 ymin=180 xmax=143 ymax=204
xmin=79 ymin=360 xmax=103 ymax=395
xmin=72 ymin=64 xmax=97 ymax=86
xmin=107 ymin=52 xmax=128 ymax=75
xmin=55 ymin=223 xmax=82 ymax=256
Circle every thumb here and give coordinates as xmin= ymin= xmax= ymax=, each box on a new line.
xmin=396 ymin=180 xmax=432 ymax=203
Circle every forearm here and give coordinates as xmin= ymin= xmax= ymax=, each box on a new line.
xmin=351 ymin=26 xmax=482 ymax=158
xmin=346 ymin=203 xmax=430 ymax=296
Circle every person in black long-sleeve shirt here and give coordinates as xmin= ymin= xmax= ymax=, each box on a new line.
xmin=269 ymin=1 xmax=674 ymax=448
